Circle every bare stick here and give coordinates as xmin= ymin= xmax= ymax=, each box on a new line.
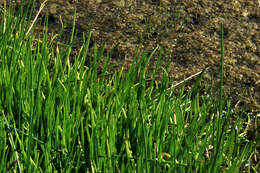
xmin=26 ymin=0 xmax=48 ymax=36
xmin=169 ymin=67 xmax=210 ymax=89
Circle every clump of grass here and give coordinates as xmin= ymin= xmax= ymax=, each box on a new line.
xmin=0 ymin=2 xmax=258 ymax=173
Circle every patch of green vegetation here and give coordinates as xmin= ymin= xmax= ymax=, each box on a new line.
xmin=0 ymin=2 xmax=259 ymax=172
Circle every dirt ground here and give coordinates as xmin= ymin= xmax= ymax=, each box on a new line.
xmin=28 ymin=0 xmax=259 ymax=111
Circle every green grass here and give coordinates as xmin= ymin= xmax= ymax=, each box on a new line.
xmin=0 ymin=2 xmax=259 ymax=173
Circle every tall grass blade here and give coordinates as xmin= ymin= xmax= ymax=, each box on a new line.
xmin=210 ymin=23 xmax=225 ymax=173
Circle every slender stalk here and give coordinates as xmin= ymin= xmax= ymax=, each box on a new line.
xmin=210 ymin=23 xmax=225 ymax=173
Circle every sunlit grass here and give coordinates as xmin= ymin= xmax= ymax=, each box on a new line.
xmin=0 ymin=2 xmax=258 ymax=173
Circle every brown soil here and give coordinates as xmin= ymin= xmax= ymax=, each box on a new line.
xmin=30 ymin=0 xmax=260 ymax=111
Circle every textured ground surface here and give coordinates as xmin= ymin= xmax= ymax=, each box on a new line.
xmin=28 ymin=0 xmax=260 ymax=112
